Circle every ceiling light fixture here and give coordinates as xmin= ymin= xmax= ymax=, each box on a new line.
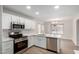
xmin=26 ymin=6 xmax=31 ymax=10
xmin=54 ymin=5 xmax=60 ymax=9
xmin=35 ymin=11 xmax=39 ymax=15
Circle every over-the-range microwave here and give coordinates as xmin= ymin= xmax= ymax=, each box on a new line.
xmin=10 ymin=22 xmax=25 ymax=29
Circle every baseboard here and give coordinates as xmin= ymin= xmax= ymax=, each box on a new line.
xmin=46 ymin=49 xmax=58 ymax=53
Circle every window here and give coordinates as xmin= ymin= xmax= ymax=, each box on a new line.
xmin=51 ymin=24 xmax=64 ymax=35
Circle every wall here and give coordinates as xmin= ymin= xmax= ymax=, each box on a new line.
xmin=0 ymin=5 xmax=3 ymax=53
xmin=73 ymin=18 xmax=79 ymax=46
xmin=61 ymin=19 xmax=73 ymax=40
xmin=77 ymin=20 xmax=79 ymax=46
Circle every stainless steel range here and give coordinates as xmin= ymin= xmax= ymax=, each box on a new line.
xmin=14 ymin=37 xmax=28 ymax=53
xmin=9 ymin=31 xmax=28 ymax=53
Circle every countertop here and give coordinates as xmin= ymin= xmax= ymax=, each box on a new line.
xmin=23 ymin=33 xmax=62 ymax=38
xmin=2 ymin=33 xmax=61 ymax=42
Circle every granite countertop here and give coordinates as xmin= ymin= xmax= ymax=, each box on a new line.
xmin=45 ymin=34 xmax=62 ymax=38
xmin=23 ymin=33 xmax=62 ymax=38
xmin=2 ymin=33 xmax=61 ymax=42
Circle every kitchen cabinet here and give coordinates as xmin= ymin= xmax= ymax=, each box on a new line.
xmin=11 ymin=15 xmax=19 ymax=23
xmin=2 ymin=12 xmax=36 ymax=30
xmin=30 ymin=20 xmax=36 ymax=30
xmin=19 ymin=17 xmax=36 ymax=30
xmin=2 ymin=13 xmax=11 ymax=29
xmin=25 ymin=19 xmax=36 ymax=30
xmin=28 ymin=35 xmax=46 ymax=48
xmin=25 ymin=18 xmax=30 ymax=29
xmin=28 ymin=36 xmax=35 ymax=47
xmin=2 ymin=13 xmax=21 ymax=29
xmin=2 ymin=40 xmax=13 ymax=54
xmin=19 ymin=17 xmax=25 ymax=25
xmin=35 ymin=36 xmax=46 ymax=48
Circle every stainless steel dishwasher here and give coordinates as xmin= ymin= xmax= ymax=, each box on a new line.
xmin=46 ymin=37 xmax=58 ymax=53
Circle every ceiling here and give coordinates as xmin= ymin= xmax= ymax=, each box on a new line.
xmin=3 ymin=5 xmax=79 ymax=22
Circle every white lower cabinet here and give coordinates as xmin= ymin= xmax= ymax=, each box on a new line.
xmin=2 ymin=40 xmax=13 ymax=54
xmin=35 ymin=36 xmax=46 ymax=48
xmin=28 ymin=36 xmax=35 ymax=48
xmin=28 ymin=35 xmax=46 ymax=49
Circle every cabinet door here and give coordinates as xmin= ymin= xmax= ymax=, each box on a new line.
xmin=29 ymin=20 xmax=36 ymax=30
xmin=25 ymin=19 xmax=31 ymax=29
xmin=19 ymin=17 xmax=25 ymax=25
xmin=40 ymin=37 xmax=46 ymax=48
xmin=35 ymin=36 xmax=46 ymax=48
xmin=28 ymin=36 xmax=35 ymax=47
xmin=2 ymin=40 xmax=13 ymax=54
xmin=11 ymin=15 xmax=19 ymax=23
xmin=35 ymin=37 xmax=41 ymax=47
xmin=25 ymin=19 xmax=36 ymax=30
xmin=2 ymin=13 xmax=11 ymax=29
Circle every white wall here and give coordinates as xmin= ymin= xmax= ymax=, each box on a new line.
xmin=73 ymin=18 xmax=79 ymax=46
xmin=61 ymin=19 xmax=73 ymax=40
xmin=77 ymin=20 xmax=79 ymax=46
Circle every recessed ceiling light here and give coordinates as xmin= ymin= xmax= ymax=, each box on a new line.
xmin=35 ymin=11 xmax=39 ymax=15
xmin=26 ymin=6 xmax=31 ymax=10
xmin=54 ymin=5 xmax=60 ymax=9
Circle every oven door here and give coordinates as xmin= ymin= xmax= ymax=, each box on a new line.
xmin=14 ymin=40 xmax=28 ymax=53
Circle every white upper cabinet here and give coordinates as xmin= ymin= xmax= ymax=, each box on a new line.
xmin=11 ymin=15 xmax=19 ymax=23
xmin=25 ymin=18 xmax=36 ymax=30
xmin=2 ymin=13 xmax=11 ymax=29
xmin=25 ymin=19 xmax=32 ymax=29
xmin=19 ymin=17 xmax=25 ymax=24
xmin=2 ymin=13 xmax=20 ymax=29
xmin=2 ymin=12 xmax=36 ymax=30
xmin=30 ymin=20 xmax=36 ymax=30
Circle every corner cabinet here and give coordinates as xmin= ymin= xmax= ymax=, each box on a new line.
xmin=28 ymin=35 xmax=46 ymax=49
xmin=28 ymin=36 xmax=35 ymax=48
